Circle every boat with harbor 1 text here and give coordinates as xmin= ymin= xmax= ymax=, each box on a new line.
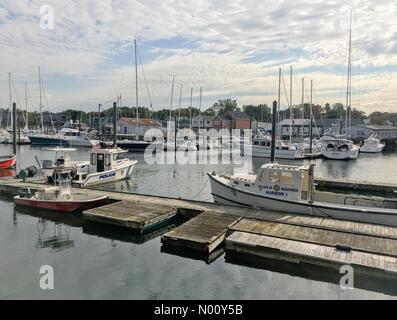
xmin=208 ymin=162 xmax=397 ymax=226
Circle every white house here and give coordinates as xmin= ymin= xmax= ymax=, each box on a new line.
xmin=117 ymin=117 xmax=162 ymax=137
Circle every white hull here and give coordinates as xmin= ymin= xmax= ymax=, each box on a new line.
xmin=74 ymin=161 xmax=137 ymax=187
xmin=65 ymin=137 xmax=100 ymax=147
xmin=322 ymin=147 xmax=359 ymax=160
xmin=360 ymin=144 xmax=385 ymax=153
xmin=208 ymin=174 xmax=397 ymax=226
xmin=246 ymin=145 xmax=306 ymax=159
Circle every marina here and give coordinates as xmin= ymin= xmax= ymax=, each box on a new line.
xmin=2 ymin=1 xmax=397 ymax=303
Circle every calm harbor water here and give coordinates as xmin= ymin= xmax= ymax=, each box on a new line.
xmin=0 ymin=144 xmax=396 ymax=299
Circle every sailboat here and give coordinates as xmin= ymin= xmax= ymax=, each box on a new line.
xmin=322 ymin=12 xmax=359 ymax=160
xmin=28 ymin=68 xmax=98 ymax=147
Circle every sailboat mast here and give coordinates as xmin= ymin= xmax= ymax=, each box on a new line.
xmin=38 ymin=67 xmax=44 ymax=133
xmin=345 ymin=11 xmax=352 ymax=136
xmin=8 ymin=72 xmax=12 ymax=129
xmin=277 ymin=68 xmax=281 ymax=138
xmin=289 ymin=66 xmax=292 ymax=145
xmin=169 ymin=75 xmax=175 ymax=119
xmin=190 ymin=87 xmax=193 ymax=128
xmin=134 ymin=39 xmax=139 ymax=139
xmin=178 ymin=84 xmax=183 ymax=130
xmin=301 ymin=78 xmax=304 ymax=140
xmin=25 ymin=82 xmax=28 ymax=130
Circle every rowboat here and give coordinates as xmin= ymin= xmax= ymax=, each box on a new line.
xmin=0 ymin=155 xmax=16 ymax=169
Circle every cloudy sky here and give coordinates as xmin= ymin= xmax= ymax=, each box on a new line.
xmin=0 ymin=0 xmax=396 ymax=114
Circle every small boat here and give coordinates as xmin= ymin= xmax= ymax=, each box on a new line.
xmin=0 ymin=154 xmax=16 ymax=169
xmin=245 ymin=132 xmax=306 ymax=159
xmin=72 ymin=147 xmax=137 ymax=187
xmin=208 ymin=163 xmax=397 ymax=226
xmin=14 ymin=179 xmax=108 ymax=212
xmin=360 ymin=135 xmax=385 ymax=153
xmin=321 ymin=137 xmax=359 ymax=160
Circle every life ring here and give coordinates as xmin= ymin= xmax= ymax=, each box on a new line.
xmin=274 ymin=184 xmax=281 ymax=192
xmin=64 ymin=194 xmax=71 ymax=200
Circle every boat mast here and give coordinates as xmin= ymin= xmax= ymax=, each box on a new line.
xmin=25 ymin=82 xmax=28 ymax=131
xmin=309 ymin=80 xmax=313 ymax=154
xmin=178 ymin=84 xmax=183 ymax=131
xmin=38 ymin=67 xmax=44 ymax=134
xmin=8 ymin=72 xmax=12 ymax=129
xmin=289 ymin=66 xmax=292 ymax=145
xmin=277 ymin=68 xmax=281 ymax=138
xmin=189 ymin=87 xmax=193 ymax=129
xmin=345 ymin=11 xmax=352 ymax=136
xmin=169 ymin=75 xmax=175 ymax=119
xmin=301 ymin=77 xmax=304 ymax=140
xmin=199 ymin=87 xmax=202 ymax=139
xmin=134 ymin=38 xmax=139 ymax=140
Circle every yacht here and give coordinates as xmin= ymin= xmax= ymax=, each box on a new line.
xmin=360 ymin=135 xmax=385 ymax=153
xmin=208 ymin=163 xmax=397 ymax=226
xmin=246 ymin=132 xmax=306 ymax=159
xmin=321 ymin=137 xmax=359 ymax=160
xmin=29 ymin=126 xmax=99 ymax=147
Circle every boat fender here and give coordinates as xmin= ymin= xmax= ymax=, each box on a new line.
xmin=335 ymin=244 xmax=352 ymax=252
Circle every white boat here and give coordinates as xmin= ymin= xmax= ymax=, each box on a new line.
xmin=246 ymin=132 xmax=306 ymax=159
xmin=208 ymin=163 xmax=397 ymax=226
xmin=72 ymin=148 xmax=137 ymax=187
xmin=360 ymin=135 xmax=385 ymax=153
xmin=29 ymin=127 xmax=100 ymax=147
xmin=165 ymin=140 xmax=197 ymax=151
xmin=321 ymin=138 xmax=359 ymax=160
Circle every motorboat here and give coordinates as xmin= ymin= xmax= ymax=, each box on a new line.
xmin=321 ymin=138 xmax=359 ymax=160
xmin=245 ymin=132 xmax=306 ymax=159
xmin=29 ymin=127 xmax=99 ymax=148
xmin=0 ymin=154 xmax=16 ymax=169
xmin=208 ymin=163 xmax=397 ymax=226
xmin=360 ymin=135 xmax=385 ymax=153
xmin=14 ymin=179 xmax=108 ymax=212
xmin=71 ymin=148 xmax=137 ymax=187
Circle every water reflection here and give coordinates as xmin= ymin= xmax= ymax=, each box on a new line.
xmin=36 ymin=218 xmax=74 ymax=251
xmin=225 ymin=252 xmax=397 ymax=297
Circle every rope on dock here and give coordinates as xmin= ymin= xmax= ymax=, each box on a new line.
xmin=192 ymin=179 xmax=209 ymax=200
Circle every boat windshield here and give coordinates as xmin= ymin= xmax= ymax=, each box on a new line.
xmin=113 ymin=153 xmax=126 ymax=161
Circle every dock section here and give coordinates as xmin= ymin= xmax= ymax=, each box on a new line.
xmin=83 ymin=200 xmax=178 ymax=234
xmin=161 ymin=211 xmax=241 ymax=253
xmin=226 ymin=218 xmax=397 ymax=275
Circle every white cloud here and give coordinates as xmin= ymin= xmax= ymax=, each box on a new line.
xmin=0 ymin=0 xmax=396 ymax=115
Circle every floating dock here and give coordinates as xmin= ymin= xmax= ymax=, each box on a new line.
xmin=161 ymin=211 xmax=240 ymax=253
xmin=1 ymin=177 xmax=397 ymax=283
xmin=226 ymin=218 xmax=397 ymax=275
xmin=83 ymin=200 xmax=178 ymax=234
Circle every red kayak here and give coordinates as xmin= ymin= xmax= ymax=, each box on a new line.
xmin=0 ymin=155 xmax=16 ymax=169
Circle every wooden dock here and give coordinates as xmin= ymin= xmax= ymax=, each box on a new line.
xmin=83 ymin=200 xmax=178 ymax=234
xmin=226 ymin=218 xmax=397 ymax=275
xmin=161 ymin=211 xmax=241 ymax=253
xmin=315 ymin=177 xmax=397 ymax=196
xmin=1 ymin=177 xmax=397 ymax=278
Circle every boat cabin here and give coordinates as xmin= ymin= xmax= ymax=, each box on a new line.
xmin=230 ymin=163 xmax=314 ymax=202
xmin=89 ymin=148 xmax=128 ymax=173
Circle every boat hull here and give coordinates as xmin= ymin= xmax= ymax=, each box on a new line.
xmin=246 ymin=146 xmax=306 ymax=159
xmin=322 ymin=148 xmax=359 ymax=160
xmin=0 ymin=156 xmax=16 ymax=169
xmin=208 ymin=173 xmax=397 ymax=227
xmin=29 ymin=135 xmax=66 ymax=146
xmin=360 ymin=144 xmax=385 ymax=153
xmin=14 ymin=195 xmax=108 ymax=212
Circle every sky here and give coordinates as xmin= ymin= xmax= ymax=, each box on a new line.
xmin=0 ymin=0 xmax=396 ymax=115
